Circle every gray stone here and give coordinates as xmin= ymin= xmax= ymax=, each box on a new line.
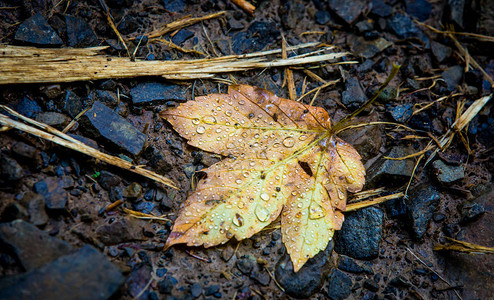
xmin=275 ymin=240 xmax=334 ymax=299
xmin=442 ymin=65 xmax=463 ymax=91
xmin=405 ymin=184 xmax=440 ymax=239
xmin=334 ymin=207 xmax=384 ymax=260
xmin=329 ymin=0 xmax=364 ymax=24
xmin=14 ymin=13 xmax=63 ymax=46
xmin=432 ymin=160 xmax=465 ymax=184
xmin=349 ymin=36 xmax=392 ymax=59
xmin=79 ymin=101 xmax=145 ymax=155
xmin=327 ymin=269 xmax=353 ymax=300
xmin=366 ymin=146 xmax=415 ymax=187
xmin=65 ymin=15 xmax=99 ymax=48
xmin=96 ymin=219 xmax=144 ymax=245
xmin=0 ymin=155 xmax=24 ymax=181
xmin=0 ymin=245 xmax=124 ymax=300
xmin=35 ymin=112 xmax=70 ymax=128
xmin=130 ymin=82 xmax=187 ymax=106
xmin=20 ymin=192 xmax=49 ymax=226
xmin=431 ymin=41 xmax=452 ymax=63
xmin=388 ymin=104 xmax=413 ymax=123
xmin=34 ymin=177 xmax=68 ymax=210
xmin=342 ymin=77 xmax=367 ymax=109
xmin=460 ymin=202 xmax=485 ymax=224
xmin=64 ymin=90 xmax=86 ymax=118
xmin=0 ymin=220 xmax=73 ymax=271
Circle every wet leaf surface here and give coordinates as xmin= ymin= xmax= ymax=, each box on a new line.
xmin=161 ymin=84 xmax=365 ymax=271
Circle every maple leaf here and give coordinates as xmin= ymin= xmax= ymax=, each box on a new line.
xmin=160 ymin=84 xmax=365 ymax=271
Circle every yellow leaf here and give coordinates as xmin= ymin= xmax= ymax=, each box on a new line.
xmin=160 ymin=84 xmax=365 ymax=271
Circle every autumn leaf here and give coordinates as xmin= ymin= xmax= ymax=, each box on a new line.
xmin=160 ymin=84 xmax=365 ymax=271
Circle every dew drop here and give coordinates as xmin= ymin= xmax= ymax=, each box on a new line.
xmin=203 ymin=116 xmax=217 ymax=124
xmin=215 ymin=128 xmax=222 ymax=133
xmin=282 ymin=137 xmax=295 ymax=148
xmin=236 ymin=179 xmax=242 ymax=184
xmin=233 ymin=213 xmax=243 ymax=227
xmin=260 ymin=193 xmax=270 ymax=201
xmin=243 ymin=171 xmax=249 ymax=178
xmin=226 ymin=143 xmax=235 ymax=149
xmin=299 ymin=135 xmax=308 ymax=141
xmin=238 ymin=202 xmax=245 ymax=209
xmin=297 ymin=202 xmax=303 ymax=208
xmin=255 ymin=205 xmax=270 ymax=222
xmin=196 ymin=126 xmax=206 ymax=134
xmin=309 ymin=202 xmax=325 ymax=219
xmin=238 ymin=100 xmax=245 ymax=105
xmin=192 ymin=118 xmax=200 ymax=125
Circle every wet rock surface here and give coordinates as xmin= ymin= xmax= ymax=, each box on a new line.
xmin=366 ymin=146 xmax=415 ymax=187
xmin=432 ymin=160 xmax=465 ymax=184
xmin=14 ymin=13 xmax=63 ymax=46
xmin=326 ymin=269 xmax=353 ymax=300
xmin=335 ymin=207 xmax=384 ymax=259
xmin=130 ymin=82 xmax=186 ymax=105
xmin=34 ymin=177 xmax=68 ymax=210
xmin=406 ymin=184 xmax=440 ymax=239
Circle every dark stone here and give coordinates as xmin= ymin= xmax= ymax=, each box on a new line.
xmin=329 ymin=0 xmax=364 ymax=25
xmin=156 ymin=268 xmax=167 ymax=277
xmin=327 ymin=269 xmax=353 ymax=300
xmin=385 ymin=197 xmax=407 ymax=218
xmin=387 ymin=13 xmax=427 ymax=41
xmin=460 ymin=202 xmax=485 ymax=224
xmin=366 ymin=146 xmax=415 ymax=187
xmin=355 ymin=20 xmax=374 ymax=33
xmin=68 ymin=134 xmax=99 ymax=149
xmin=20 ymin=192 xmax=49 ymax=226
xmin=0 ymin=155 xmax=24 ymax=181
xmin=14 ymin=13 xmax=63 ymax=46
xmin=116 ymin=15 xmax=139 ymax=35
xmin=0 ymin=245 xmax=124 ymax=300
xmin=79 ymin=101 xmax=145 ymax=155
xmin=432 ymin=160 xmax=465 ymax=184
xmin=334 ymin=207 xmax=384 ymax=260
xmin=388 ymin=104 xmax=413 ymax=123
xmin=182 ymin=163 xmax=196 ymax=179
xmin=65 ymin=15 xmax=99 ymax=47
xmin=433 ymin=213 xmax=446 ymax=222
xmin=315 ymin=10 xmax=332 ymax=25
xmin=0 ymin=220 xmax=73 ymax=271
xmin=337 ymin=255 xmax=367 ymax=274
xmin=123 ymin=182 xmax=142 ymax=198
xmin=342 ymin=77 xmax=367 ymax=109
xmin=97 ymin=170 xmax=121 ymax=190
xmin=349 ymin=36 xmax=392 ymax=59
xmin=190 ymin=282 xmax=202 ymax=298
xmin=275 ymin=240 xmax=334 ymax=299
xmin=442 ymin=65 xmax=463 ymax=91
xmin=130 ymin=82 xmax=187 ymax=106
xmin=431 ymin=41 xmax=452 ymax=63
xmin=236 ymin=255 xmax=255 ymax=274
xmin=338 ymin=120 xmax=382 ymax=161
xmin=90 ymin=90 xmax=118 ymax=108
xmin=204 ymin=284 xmax=219 ymax=296
xmin=63 ymin=90 xmax=87 ymax=118
xmin=96 ymin=219 xmax=143 ymax=245
xmin=162 ymin=0 xmax=186 ymax=12
xmin=171 ymin=30 xmax=194 ymax=45
xmin=34 ymin=112 xmax=70 ymax=128
xmin=34 ymin=177 xmax=68 ymax=210
xmin=370 ymin=0 xmax=392 ymax=17
xmin=405 ymin=184 xmax=440 ymax=239
xmin=279 ymin=1 xmax=306 ymax=30
xmin=16 ymin=96 xmax=42 ymax=118
xmin=364 ymin=279 xmax=379 ymax=292
xmin=406 ymin=0 xmax=432 ymax=21
xmin=446 ymin=0 xmax=465 ymax=27
xmin=232 ymin=21 xmax=280 ymax=54
xmin=126 ymin=263 xmax=152 ymax=299
xmin=408 ymin=113 xmax=432 ymax=132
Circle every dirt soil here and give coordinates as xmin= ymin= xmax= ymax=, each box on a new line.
xmin=1 ymin=0 xmax=494 ymax=299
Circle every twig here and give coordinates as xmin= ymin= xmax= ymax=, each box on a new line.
xmin=230 ymin=0 xmax=256 ymax=15
xmin=0 ymin=105 xmax=177 ymax=189
xmin=149 ymin=38 xmax=205 ymax=56
xmin=98 ymin=0 xmax=130 ymax=57
xmin=281 ymin=35 xmax=297 ymax=101
xmin=345 ymin=192 xmax=404 ymax=212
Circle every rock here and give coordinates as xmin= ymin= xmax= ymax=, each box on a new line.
xmin=130 ymin=82 xmax=186 ymax=106
xmin=329 ymin=0 xmax=364 ymax=24
xmin=432 ymin=160 xmax=465 ymax=184
xmin=65 ymin=15 xmax=99 ymax=47
xmin=388 ymin=104 xmax=413 ymax=123
xmin=387 ymin=13 xmax=427 ymax=41
xmin=334 ymin=207 xmax=384 ymax=260
xmin=171 ymin=29 xmax=194 ymax=45
xmin=385 ymin=197 xmax=407 ymax=218
xmin=349 ymin=36 xmax=392 ymax=59
xmin=364 ymin=279 xmax=379 ymax=292
xmin=406 ymin=0 xmax=432 ymax=21
xmin=442 ymin=65 xmax=463 ymax=91
xmin=20 ymin=192 xmax=49 ymax=226
xmin=275 ymin=240 xmax=334 ymax=299
xmin=182 ymin=163 xmax=196 ymax=178
xmin=96 ymin=219 xmax=144 ymax=245
xmin=338 ymin=120 xmax=382 ymax=161
xmin=16 ymin=96 xmax=42 ymax=118
xmin=236 ymin=255 xmax=255 ymax=274
xmin=326 ymin=269 xmax=353 ymax=300
xmin=79 ymin=101 xmax=146 ymax=155
xmin=123 ymin=182 xmax=142 ymax=198
xmin=204 ymin=284 xmax=219 ymax=296
xmin=405 ymin=184 xmax=440 ymax=239
xmin=279 ymin=1 xmax=306 ymax=30
xmin=431 ymin=41 xmax=452 ymax=63
xmin=97 ymin=170 xmax=121 ymax=190
xmin=0 ymin=220 xmax=73 ymax=271
xmin=0 ymin=245 xmax=124 ymax=300
xmin=232 ymin=21 xmax=280 ymax=54
xmin=342 ymin=77 xmax=367 ymax=109
xmin=446 ymin=0 xmax=465 ymax=27
xmin=190 ymin=283 xmax=202 ymax=298
xmin=64 ymin=90 xmax=87 ymax=118
xmin=34 ymin=177 xmax=68 ymax=210
xmin=90 ymin=90 xmax=118 ymax=108
xmin=366 ymin=146 xmax=415 ymax=187
xmin=371 ymin=0 xmax=392 ymax=17
xmin=126 ymin=263 xmax=152 ymax=299
xmin=68 ymin=134 xmax=99 ymax=149
xmin=315 ymin=10 xmax=332 ymax=25
xmin=0 ymin=202 xmax=29 ymax=223
xmin=0 ymin=155 xmax=24 ymax=181
xmin=355 ymin=20 xmax=373 ymax=33
xmin=35 ymin=112 xmax=70 ymax=128
xmin=337 ymin=255 xmax=368 ymax=274
xmin=14 ymin=13 xmax=63 ymax=46
xmin=460 ymin=202 xmax=485 ymax=224
xmin=162 ymin=0 xmax=186 ymax=12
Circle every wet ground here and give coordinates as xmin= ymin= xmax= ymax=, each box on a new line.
xmin=1 ymin=0 xmax=494 ymax=299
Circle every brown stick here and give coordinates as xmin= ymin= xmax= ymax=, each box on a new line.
xmin=230 ymin=0 xmax=256 ymax=15
xmin=0 ymin=44 xmax=349 ymax=84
